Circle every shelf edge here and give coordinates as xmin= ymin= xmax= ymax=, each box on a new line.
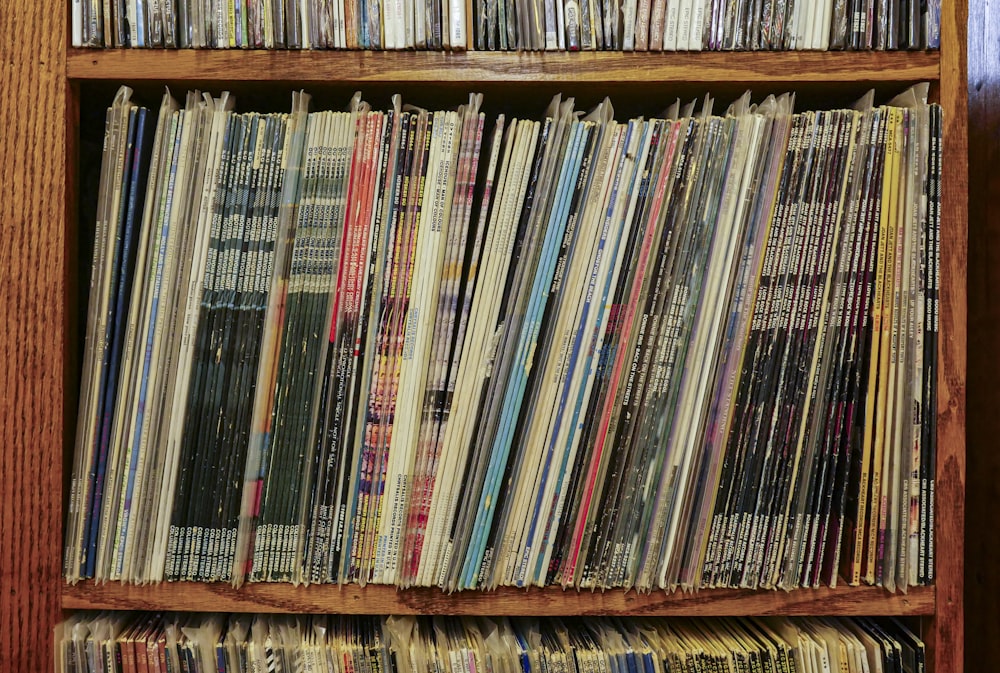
xmin=66 ymin=49 xmax=941 ymax=84
xmin=62 ymin=582 xmax=936 ymax=616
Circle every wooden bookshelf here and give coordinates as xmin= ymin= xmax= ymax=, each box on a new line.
xmin=0 ymin=0 xmax=966 ymax=670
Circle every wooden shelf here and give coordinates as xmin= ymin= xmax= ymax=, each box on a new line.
xmin=63 ymin=582 xmax=935 ymax=616
xmin=66 ymin=48 xmax=940 ymax=85
xmin=0 ymin=0 xmax=967 ymax=669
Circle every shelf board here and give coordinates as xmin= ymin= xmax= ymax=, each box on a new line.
xmin=66 ymin=49 xmax=940 ymax=85
xmin=63 ymin=582 xmax=935 ymax=616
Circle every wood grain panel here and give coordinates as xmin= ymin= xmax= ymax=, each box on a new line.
xmin=62 ymin=582 xmax=936 ymax=617
xmin=928 ymin=1 xmax=967 ymax=672
xmin=0 ymin=0 xmax=67 ymax=671
xmin=66 ymin=49 xmax=940 ymax=84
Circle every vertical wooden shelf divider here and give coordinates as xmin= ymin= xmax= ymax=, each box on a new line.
xmin=926 ymin=1 xmax=968 ymax=672
xmin=1 ymin=0 xmax=69 ymax=671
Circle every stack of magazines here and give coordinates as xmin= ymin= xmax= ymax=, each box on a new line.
xmin=474 ymin=0 xmax=942 ymax=50
xmin=64 ymin=84 xmax=940 ymax=592
xmin=72 ymin=0 xmax=468 ymax=48
xmin=56 ymin=612 xmax=926 ymax=673
xmin=70 ymin=0 xmax=940 ymax=50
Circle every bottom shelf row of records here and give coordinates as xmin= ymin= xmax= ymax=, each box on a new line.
xmin=57 ymin=612 xmax=926 ymax=673
xmin=65 ymin=80 xmax=942 ymax=593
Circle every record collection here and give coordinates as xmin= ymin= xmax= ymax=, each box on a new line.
xmin=56 ymin=612 xmax=927 ymax=673
xmin=64 ymin=83 xmax=941 ymax=592
xmin=70 ymin=0 xmax=941 ymax=50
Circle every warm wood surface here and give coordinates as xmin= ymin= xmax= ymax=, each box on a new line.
xmin=66 ymin=48 xmax=940 ymax=84
xmin=965 ymin=0 xmax=997 ymax=668
xmin=928 ymin=2 xmax=967 ymax=673
xmin=0 ymin=0 xmax=67 ymax=671
xmin=63 ymin=582 xmax=936 ymax=616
